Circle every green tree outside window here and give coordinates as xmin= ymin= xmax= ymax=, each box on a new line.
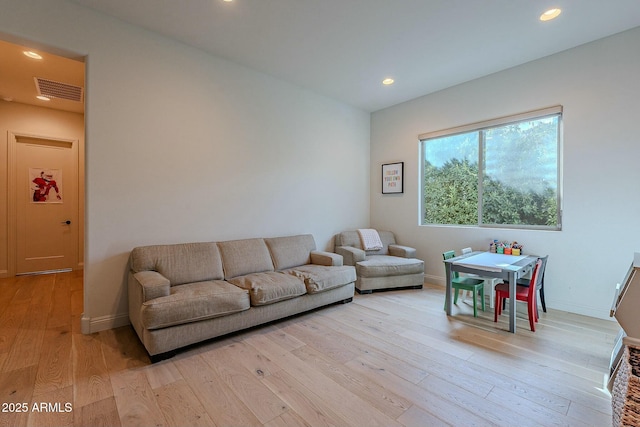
xmin=421 ymin=112 xmax=560 ymax=229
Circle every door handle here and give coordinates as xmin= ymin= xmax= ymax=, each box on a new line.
xmin=62 ymin=220 xmax=71 ymax=225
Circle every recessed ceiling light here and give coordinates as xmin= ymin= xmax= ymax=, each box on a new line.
xmin=540 ymin=8 xmax=562 ymax=21
xmin=23 ymin=51 xmax=43 ymax=60
xmin=36 ymin=95 xmax=50 ymax=101
xmin=382 ymin=78 xmax=395 ymax=85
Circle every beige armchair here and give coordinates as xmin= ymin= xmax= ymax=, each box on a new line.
xmin=334 ymin=230 xmax=424 ymax=293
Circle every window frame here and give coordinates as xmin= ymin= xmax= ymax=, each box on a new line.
xmin=419 ymin=106 xmax=563 ymax=230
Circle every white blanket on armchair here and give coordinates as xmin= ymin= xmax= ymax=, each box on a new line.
xmin=357 ymin=229 xmax=383 ymax=251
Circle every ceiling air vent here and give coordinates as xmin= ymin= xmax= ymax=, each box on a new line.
xmin=34 ymin=77 xmax=84 ymax=102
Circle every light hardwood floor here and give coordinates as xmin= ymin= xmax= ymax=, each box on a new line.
xmin=0 ymin=271 xmax=618 ymax=427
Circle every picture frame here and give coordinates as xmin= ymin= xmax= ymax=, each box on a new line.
xmin=382 ymin=161 xmax=403 ymax=194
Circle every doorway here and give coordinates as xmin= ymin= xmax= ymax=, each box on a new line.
xmin=0 ymin=37 xmax=85 ymax=277
xmin=9 ymin=133 xmax=79 ymax=274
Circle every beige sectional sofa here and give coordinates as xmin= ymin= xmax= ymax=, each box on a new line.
xmin=128 ymin=234 xmax=355 ymax=361
xmin=335 ymin=230 xmax=424 ymax=293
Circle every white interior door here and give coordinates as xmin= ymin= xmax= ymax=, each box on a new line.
xmin=13 ymin=135 xmax=78 ymax=274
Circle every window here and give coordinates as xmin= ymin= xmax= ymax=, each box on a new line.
xmin=419 ymin=106 xmax=562 ymax=230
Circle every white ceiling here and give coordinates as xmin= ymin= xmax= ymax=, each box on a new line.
xmin=0 ymin=38 xmax=85 ymax=114
xmin=69 ymin=0 xmax=640 ymax=112
xmin=7 ymin=1 xmax=640 ymax=113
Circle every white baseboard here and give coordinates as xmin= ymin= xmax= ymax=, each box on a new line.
xmin=548 ymin=301 xmax=613 ymax=321
xmin=425 ymin=273 xmax=445 ymax=287
xmin=81 ymin=312 xmax=130 ymax=334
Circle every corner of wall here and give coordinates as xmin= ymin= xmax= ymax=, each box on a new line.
xmin=81 ymin=312 xmax=130 ymax=334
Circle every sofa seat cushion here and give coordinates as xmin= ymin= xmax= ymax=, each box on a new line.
xmin=228 ymin=272 xmax=306 ymax=306
xmin=284 ymin=265 xmax=356 ymax=294
xmin=141 ymin=280 xmax=250 ymax=330
xmin=356 ymin=256 xmax=424 ymax=278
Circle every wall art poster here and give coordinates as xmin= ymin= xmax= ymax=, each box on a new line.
xmin=382 ymin=162 xmax=403 ymax=194
xmin=30 ymin=168 xmax=63 ymax=203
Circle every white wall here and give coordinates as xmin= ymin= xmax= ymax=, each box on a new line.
xmin=371 ymin=26 xmax=640 ymax=319
xmin=0 ymin=0 xmax=370 ymax=332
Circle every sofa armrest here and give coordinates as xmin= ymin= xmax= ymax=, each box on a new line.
xmin=310 ymin=250 xmax=343 ymax=266
xmin=335 ymin=246 xmax=365 ymax=266
xmin=388 ymin=244 xmax=417 ymax=258
xmin=132 ymin=271 xmax=171 ymax=302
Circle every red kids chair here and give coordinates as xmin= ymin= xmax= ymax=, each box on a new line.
xmin=494 ymin=259 xmax=542 ymax=332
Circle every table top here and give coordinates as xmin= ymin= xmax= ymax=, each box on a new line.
xmin=444 ymin=251 xmax=537 ymax=273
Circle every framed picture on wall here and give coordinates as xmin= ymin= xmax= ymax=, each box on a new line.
xmin=382 ymin=162 xmax=403 ymax=194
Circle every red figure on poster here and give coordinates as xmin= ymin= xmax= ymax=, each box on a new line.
xmin=32 ymin=171 xmax=61 ymax=202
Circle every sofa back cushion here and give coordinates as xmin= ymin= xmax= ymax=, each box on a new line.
xmin=218 ymin=238 xmax=274 ymax=279
xmin=130 ymin=242 xmax=223 ymax=286
xmin=335 ymin=230 xmax=396 ymax=255
xmin=265 ymin=234 xmax=316 ymax=270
